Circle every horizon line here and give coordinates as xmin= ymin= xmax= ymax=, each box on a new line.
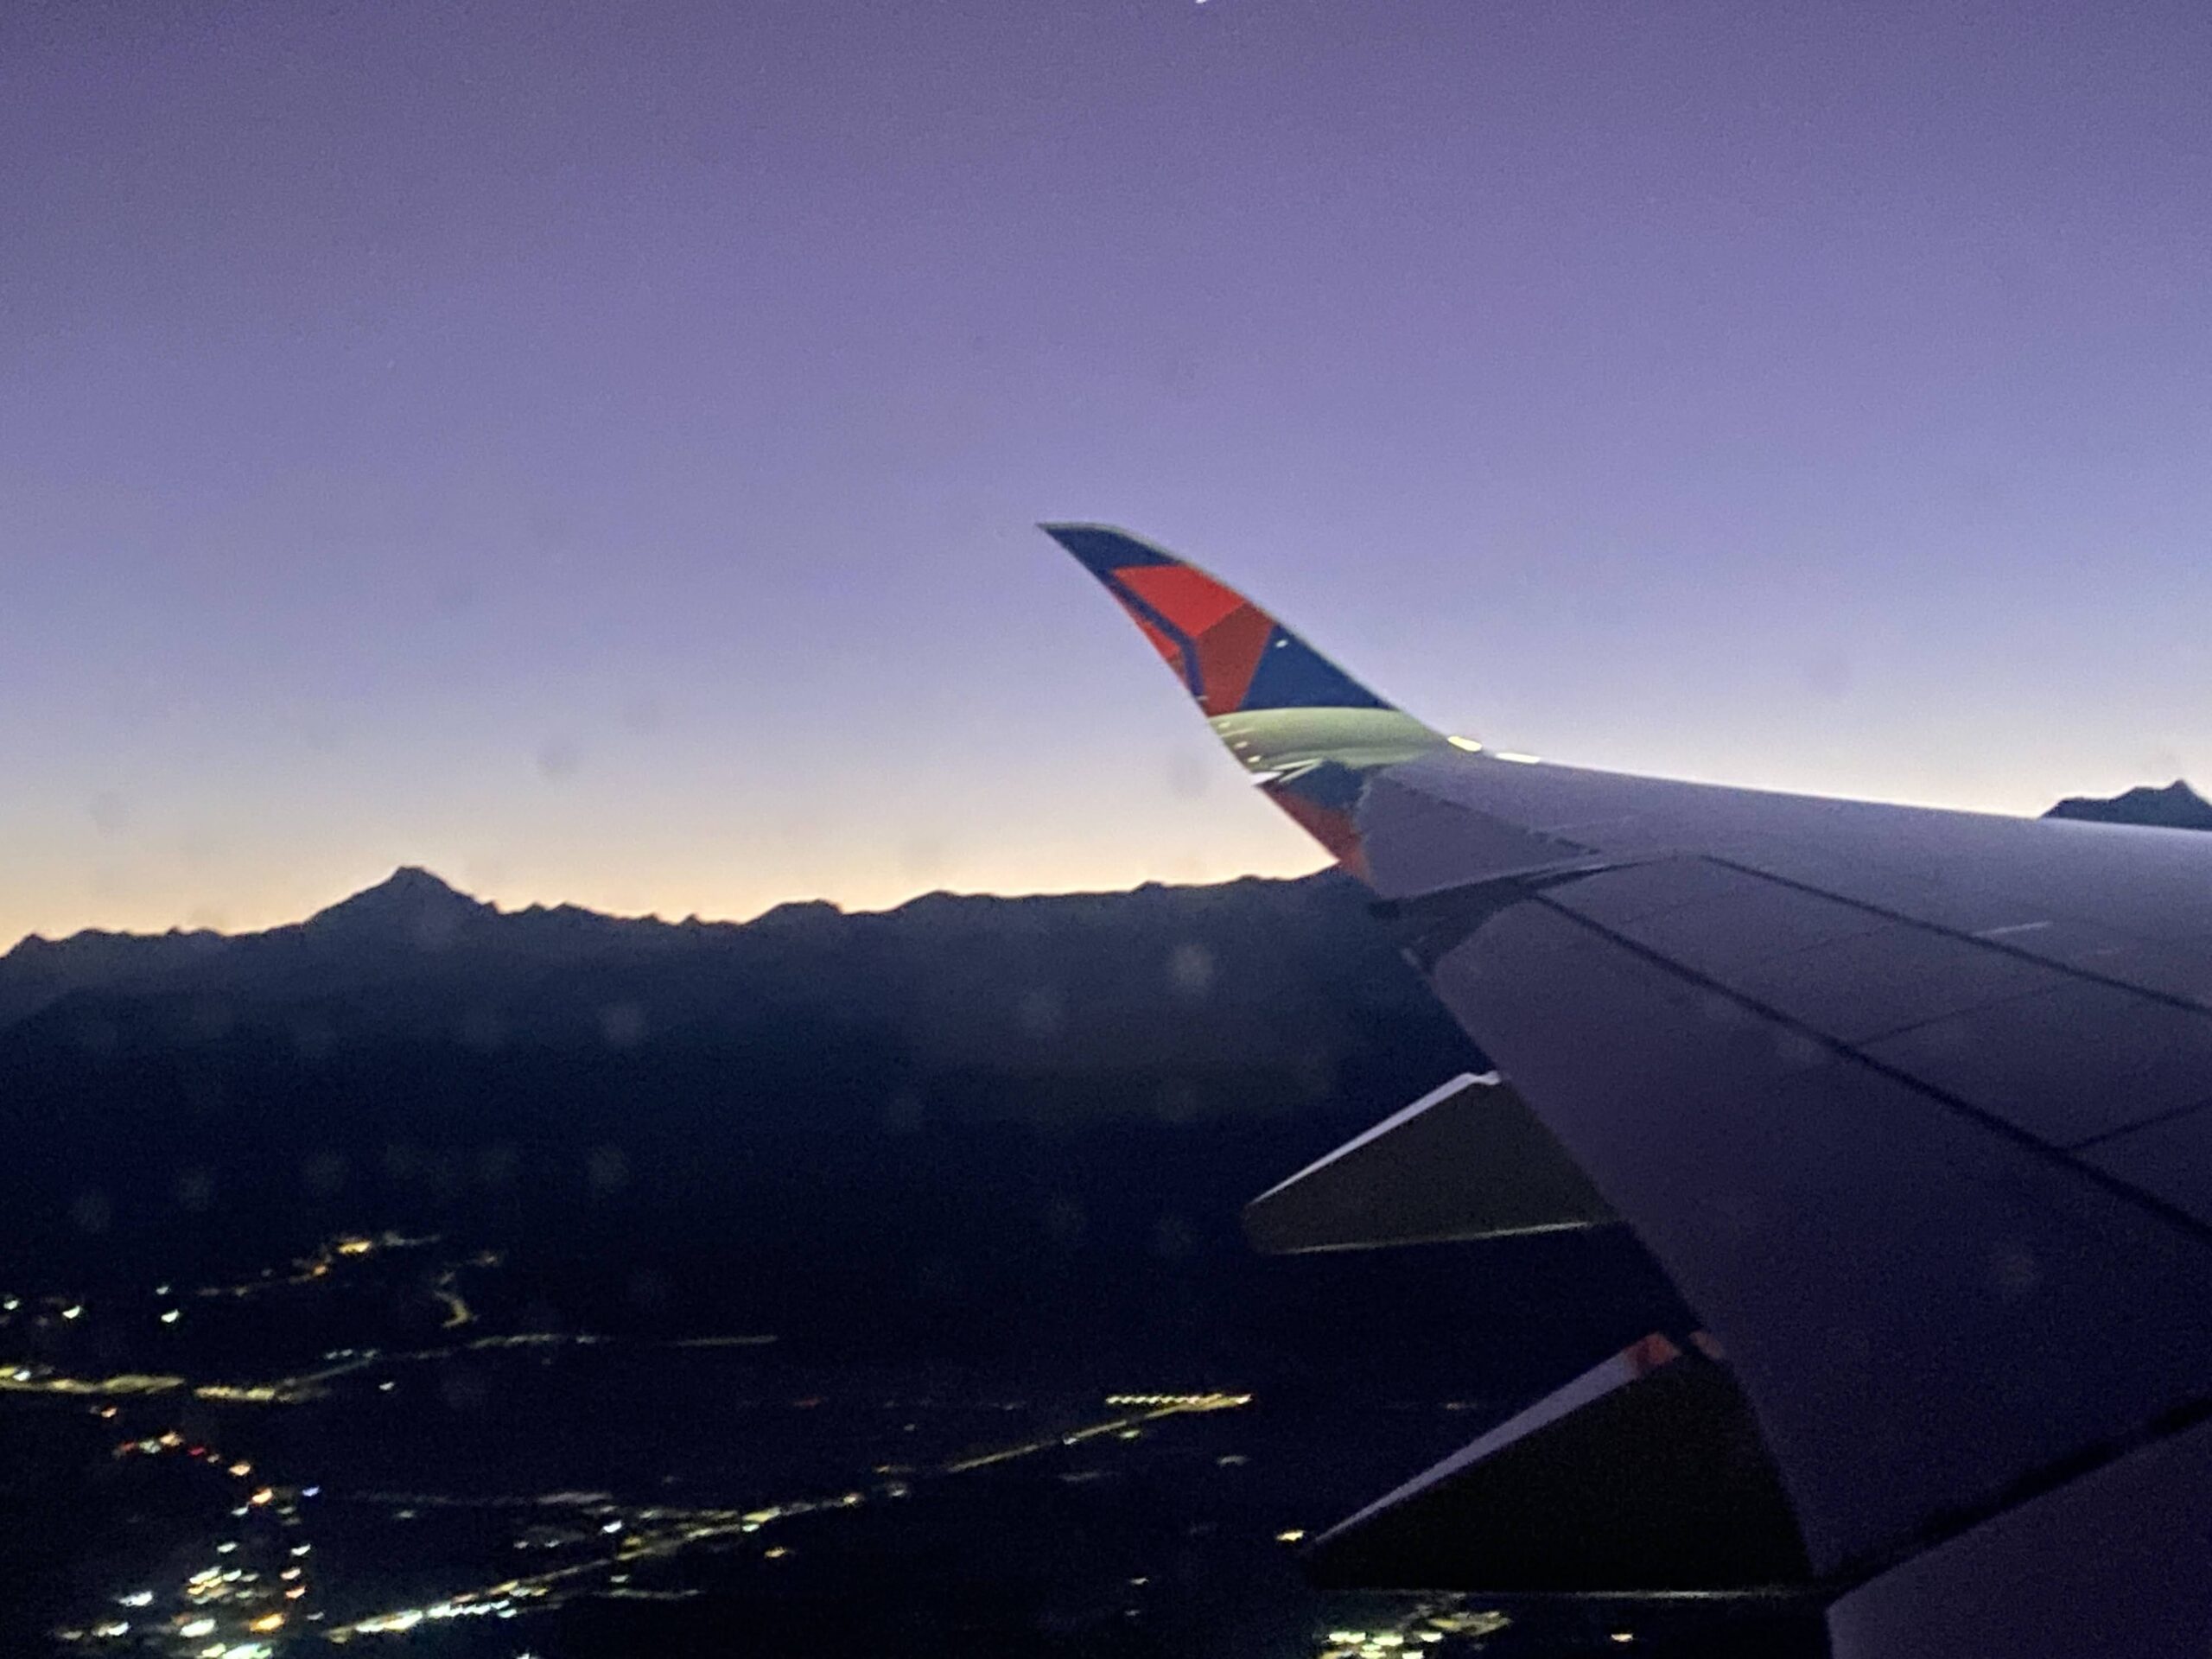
xmin=1 ymin=859 xmax=1344 ymax=957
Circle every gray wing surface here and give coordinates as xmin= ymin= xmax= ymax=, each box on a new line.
xmin=1365 ymin=757 xmax=2212 ymax=1582
xmin=1045 ymin=524 xmax=2212 ymax=1656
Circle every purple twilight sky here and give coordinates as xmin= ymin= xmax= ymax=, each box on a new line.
xmin=5 ymin=0 xmax=2212 ymax=943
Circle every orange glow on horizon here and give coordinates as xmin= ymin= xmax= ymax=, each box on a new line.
xmin=0 ymin=816 xmax=1332 ymax=951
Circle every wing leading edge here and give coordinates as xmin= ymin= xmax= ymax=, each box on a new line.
xmin=1045 ymin=523 xmax=2212 ymax=1659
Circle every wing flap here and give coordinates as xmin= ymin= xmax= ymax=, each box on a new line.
xmin=1242 ymin=1071 xmax=1618 ymax=1254
xmin=1306 ymin=1333 xmax=1814 ymax=1596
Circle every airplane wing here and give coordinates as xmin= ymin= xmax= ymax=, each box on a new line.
xmin=1045 ymin=523 xmax=2212 ymax=1659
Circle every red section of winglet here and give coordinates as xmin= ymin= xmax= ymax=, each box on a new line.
xmin=1268 ymin=788 xmax=1370 ymax=880
xmin=1192 ymin=603 xmax=1274 ymax=715
xmin=1117 ymin=564 xmax=1249 ymax=636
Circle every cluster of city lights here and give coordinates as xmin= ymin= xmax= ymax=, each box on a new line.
xmin=55 ymin=1423 xmax=318 ymax=1653
xmin=1314 ymin=1606 xmax=1513 ymax=1658
xmin=14 ymin=1233 xmax=1363 ymax=1658
xmin=330 ymin=1387 xmax=1262 ymax=1637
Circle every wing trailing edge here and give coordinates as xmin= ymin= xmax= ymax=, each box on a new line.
xmin=1243 ymin=1071 xmax=1618 ymax=1254
xmin=1306 ymin=1331 xmax=1815 ymax=1599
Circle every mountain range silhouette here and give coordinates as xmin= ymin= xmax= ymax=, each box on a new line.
xmin=0 ymin=780 xmax=2197 ymax=1376
xmin=11 ymin=778 xmax=2201 ymax=1033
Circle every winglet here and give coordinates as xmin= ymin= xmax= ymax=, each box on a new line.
xmin=1043 ymin=524 xmax=1446 ymax=878
xmin=1041 ymin=524 xmax=1393 ymax=716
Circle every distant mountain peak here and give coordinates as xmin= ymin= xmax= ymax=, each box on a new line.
xmin=378 ymin=864 xmax=460 ymax=893
xmin=2044 ymin=780 xmax=2212 ymax=831
xmin=749 ymin=898 xmax=843 ymax=928
xmin=304 ymin=866 xmax=493 ymax=950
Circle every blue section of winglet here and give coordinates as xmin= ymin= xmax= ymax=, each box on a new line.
xmin=1276 ymin=759 xmax=1368 ymax=811
xmin=1242 ymin=626 xmax=1393 ymax=711
xmin=1038 ymin=524 xmax=1179 ymax=576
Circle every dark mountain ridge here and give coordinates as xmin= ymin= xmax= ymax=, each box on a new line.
xmin=2 ymin=779 xmax=2196 ymax=1373
xmin=2044 ymin=779 xmax=2212 ymax=830
xmin=0 ymin=863 xmax=1518 ymax=1372
xmin=2 ymin=864 xmax=1445 ymax=1077
xmin=9 ymin=770 xmax=2202 ymax=1031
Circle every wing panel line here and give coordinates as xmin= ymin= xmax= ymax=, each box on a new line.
xmin=1527 ymin=887 xmax=2212 ymax=1251
xmin=1700 ymin=855 xmax=2212 ymax=1026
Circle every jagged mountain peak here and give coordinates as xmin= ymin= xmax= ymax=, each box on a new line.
xmin=303 ymin=866 xmax=494 ymax=949
xmin=2043 ymin=779 xmax=2212 ymax=831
